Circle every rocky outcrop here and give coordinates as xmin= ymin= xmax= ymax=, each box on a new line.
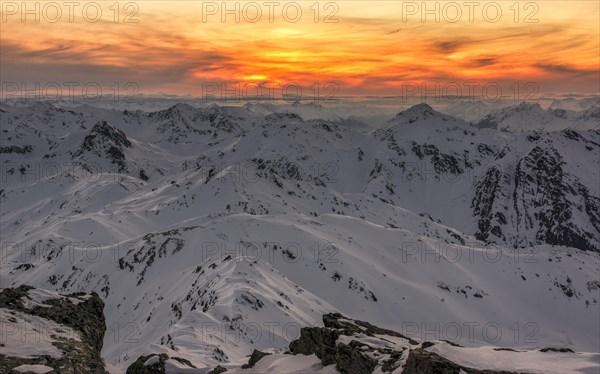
xmin=125 ymin=353 xmax=196 ymax=373
xmin=403 ymin=348 xmax=522 ymax=374
xmin=473 ymin=137 xmax=600 ymax=252
xmin=241 ymin=350 xmax=271 ymax=369
xmin=289 ymin=313 xmax=417 ymax=374
xmin=287 ymin=313 xmax=543 ymax=374
xmin=0 ymin=285 xmax=107 ymax=374
xmin=0 ymin=145 xmax=33 ymax=154
xmin=72 ymin=121 xmax=132 ymax=173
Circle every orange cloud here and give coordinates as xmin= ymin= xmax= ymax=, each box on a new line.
xmin=1 ymin=0 xmax=598 ymax=96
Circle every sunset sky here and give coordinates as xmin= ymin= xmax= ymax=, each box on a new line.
xmin=1 ymin=1 xmax=599 ymax=98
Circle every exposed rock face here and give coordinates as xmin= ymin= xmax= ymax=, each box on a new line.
xmin=411 ymin=143 xmax=463 ymax=175
xmin=208 ymin=365 xmax=228 ymax=374
xmin=322 ymin=312 xmax=418 ymax=344
xmin=125 ymin=353 xmax=196 ymax=373
xmin=472 ymin=138 xmax=600 ymax=252
xmin=149 ymin=104 xmax=245 ymax=143
xmin=0 ymin=285 xmax=107 ymax=374
xmin=288 ymin=313 xmax=539 ymax=374
xmin=472 ymin=164 xmax=504 ymax=239
xmin=289 ymin=326 xmax=343 ymax=365
xmin=290 ymin=329 xmax=377 ymax=374
xmin=0 ymin=145 xmax=33 ymax=154
xmin=1 ymin=103 xmax=599 ymax=372
xmin=402 ymin=349 xmax=521 ymax=374
xmin=125 ymin=354 xmax=169 ymax=374
xmin=73 ymin=121 xmax=132 ymax=173
xmin=241 ymin=349 xmax=271 ymax=369
xmin=126 ymin=354 xmax=167 ymax=373
xmin=289 ymin=313 xmax=414 ymax=374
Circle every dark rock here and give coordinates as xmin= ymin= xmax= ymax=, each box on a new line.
xmin=289 ymin=327 xmax=340 ymax=365
xmin=0 ymin=145 xmax=33 ymax=154
xmin=126 ymin=353 xmax=168 ymax=374
xmin=241 ymin=350 xmax=271 ymax=369
xmin=126 ymin=353 xmax=196 ymax=373
xmin=208 ymin=365 xmax=228 ymax=374
xmin=0 ymin=286 xmax=107 ymax=373
xmin=403 ymin=348 xmax=523 ymax=374
xmin=540 ymin=347 xmax=574 ymax=353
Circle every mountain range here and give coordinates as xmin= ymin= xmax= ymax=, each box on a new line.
xmin=1 ymin=100 xmax=598 ymax=373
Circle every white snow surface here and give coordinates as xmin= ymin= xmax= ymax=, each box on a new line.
xmin=11 ymin=364 xmax=55 ymax=373
xmin=428 ymin=342 xmax=600 ymax=374
xmin=0 ymin=100 xmax=598 ymax=372
xmin=0 ymin=308 xmax=81 ymax=359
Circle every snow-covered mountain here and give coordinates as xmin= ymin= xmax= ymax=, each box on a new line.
xmin=3 ymin=288 xmax=597 ymax=373
xmin=439 ymin=100 xmax=511 ymax=123
xmin=548 ymin=96 xmax=600 ymax=112
xmin=475 ymin=102 xmax=599 ymax=132
xmin=1 ymin=101 xmax=599 ymax=373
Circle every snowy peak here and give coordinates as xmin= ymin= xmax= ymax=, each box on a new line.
xmin=514 ymin=101 xmax=543 ymax=112
xmin=73 ymin=120 xmax=132 ymax=172
xmin=84 ymin=120 xmax=132 ymax=149
xmin=476 ymin=102 xmax=544 ymax=130
xmin=385 ymin=103 xmax=467 ymax=129
xmin=150 ymin=103 xmax=197 ymax=122
xmin=392 ymin=103 xmax=436 ymax=122
xmin=476 ymin=101 xmax=598 ymax=132
xmin=549 ymin=96 xmax=600 ymax=111
xmin=1 ymin=101 xmax=600 ymax=372
xmin=148 ymin=104 xmax=247 ymax=144
xmin=400 ymin=102 xmax=436 ymax=115
xmin=263 ymin=112 xmax=305 ymax=125
xmin=576 ymin=105 xmax=600 ymax=125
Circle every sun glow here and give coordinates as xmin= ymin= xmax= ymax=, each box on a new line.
xmin=1 ymin=0 xmax=598 ymax=95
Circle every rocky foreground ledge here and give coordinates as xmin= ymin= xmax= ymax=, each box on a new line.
xmin=1 ymin=287 xmax=597 ymax=374
xmin=0 ymin=286 xmax=107 ymax=374
xmin=127 ymin=313 xmax=598 ymax=374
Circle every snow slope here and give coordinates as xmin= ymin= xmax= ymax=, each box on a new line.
xmin=1 ymin=101 xmax=598 ymax=372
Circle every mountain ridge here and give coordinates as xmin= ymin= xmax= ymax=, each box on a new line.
xmin=1 ymin=101 xmax=598 ymax=372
